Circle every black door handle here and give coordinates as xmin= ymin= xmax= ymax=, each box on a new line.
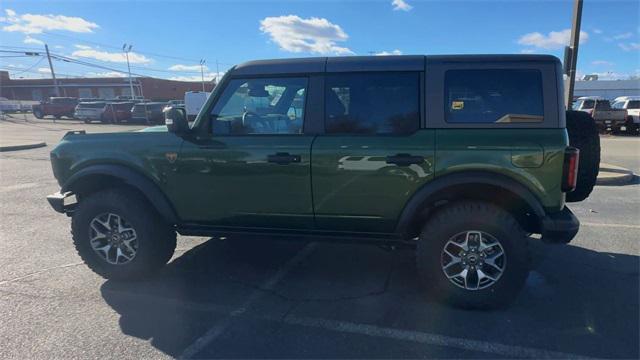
xmin=386 ymin=153 xmax=424 ymax=167
xmin=267 ymin=152 xmax=301 ymax=165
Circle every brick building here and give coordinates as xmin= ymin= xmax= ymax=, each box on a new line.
xmin=0 ymin=71 xmax=215 ymax=101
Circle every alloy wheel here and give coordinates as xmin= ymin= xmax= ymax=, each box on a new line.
xmin=441 ymin=230 xmax=506 ymax=290
xmin=88 ymin=212 xmax=138 ymax=265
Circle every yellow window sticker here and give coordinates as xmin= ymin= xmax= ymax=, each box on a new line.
xmin=451 ymin=101 xmax=464 ymax=110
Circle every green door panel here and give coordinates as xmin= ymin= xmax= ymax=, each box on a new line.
xmin=311 ymin=130 xmax=436 ymax=233
xmin=171 ymin=136 xmax=314 ymax=229
xmin=435 ymin=129 xmax=568 ymax=212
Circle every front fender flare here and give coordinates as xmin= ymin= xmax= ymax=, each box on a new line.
xmin=62 ymin=164 xmax=179 ymax=224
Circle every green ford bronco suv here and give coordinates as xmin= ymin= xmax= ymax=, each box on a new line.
xmin=47 ymin=55 xmax=600 ymax=308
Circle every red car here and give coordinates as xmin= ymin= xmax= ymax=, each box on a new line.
xmin=102 ymin=102 xmax=135 ymax=123
xmin=32 ymin=97 xmax=78 ymax=119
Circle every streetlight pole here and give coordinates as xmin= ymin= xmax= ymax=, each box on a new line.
xmin=123 ymin=44 xmax=135 ymax=99
xmin=199 ymin=59 xmax=206 ymax=91
xmin=564 ymin=0 xmax=583 ymax=108
xmin=44 ymin=44 xmax=60 ymax=97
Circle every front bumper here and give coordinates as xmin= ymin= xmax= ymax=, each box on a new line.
xmin=541 ymin=207 xmax=579 ymax=244
xmin=46 ymin=191 xmax=75 ymax=215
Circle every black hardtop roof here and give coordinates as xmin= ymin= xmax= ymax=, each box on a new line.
xmin=232 ymin=54 xmax=560 ymax=76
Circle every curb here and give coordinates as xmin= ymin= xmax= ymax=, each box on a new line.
xmin=596 ymin=163 xmax=635 ymax=186
xmin=0 ymin=142 xmax=47 ymax=152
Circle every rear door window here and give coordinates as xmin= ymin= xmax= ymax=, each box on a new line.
xmin=445 ymin=69 xmax=544 ymax=124
xmin=324 ymin=72 xmax=420 ymax=135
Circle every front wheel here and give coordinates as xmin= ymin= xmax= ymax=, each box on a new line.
xmin=71 ymin=188 xmax=176 ymax=280
xmin=416 ymin=201 xmax=529 ymax=309
xmin=33 ymin=109 xmax=44 ymax=119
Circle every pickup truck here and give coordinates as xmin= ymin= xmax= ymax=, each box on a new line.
xmin=573 ymin=97 xmax=627 ymax=132
xmin=32 ymin=97 xmax=78 ymax=119
xmin=612 ymin=96 xmax=640 ymax=135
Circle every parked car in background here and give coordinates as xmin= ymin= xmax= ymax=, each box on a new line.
xmin=612 ymin=96 xmax=640 ymax=134
xmin=131 ymin=102 xmax=167 ymax=124
xmin=0 ymin=97 xmax=22 ymax=113
xmin=102 ymin=102 xmax=134 ymax=124
xmin=185 ymin=91 xmax=210 ymax=121
xmin=32 ymin=97 xmax=78 ymax=119
xmin=74 ymin=101 xmax=107 ymax=123
xmin=573 ymin=97 xmax=627 ymax=132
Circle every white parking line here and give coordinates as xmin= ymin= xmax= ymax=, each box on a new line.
xmin=284 ymin=315 xmax=595 ymax=359
xmin=581 ymin=222 xmax=640 ymax=229
xmin=179 ymin=242 xmax=317 ymax=359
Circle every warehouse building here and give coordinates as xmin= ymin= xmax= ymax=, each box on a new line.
xmin=574 ymin=79 xmax=640 ymax=100
xmin=0 ymin=71 xmax=215 ymax=101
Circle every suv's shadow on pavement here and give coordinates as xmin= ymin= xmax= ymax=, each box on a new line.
xmin=100 ymin=237 xmax=639 ymax=358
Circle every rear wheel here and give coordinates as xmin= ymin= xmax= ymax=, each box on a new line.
xmin=416 ymin=201 xmax=529 ymax=309
xmin=71 ymin=188 xmax=176 ymax=280
xmin=565 ymin=110 xmax=600 ymax=202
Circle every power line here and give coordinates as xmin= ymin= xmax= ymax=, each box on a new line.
xmin=5 ymin=57 xmax=45 ymax=75
xmin=40 ymin=31 xmax=203 ymax=63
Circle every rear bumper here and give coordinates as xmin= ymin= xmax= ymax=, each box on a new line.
xmin=46 ymin=191 xmax=75 ymax=215
xmin=541 ymin=207 xmax=579 ymax=244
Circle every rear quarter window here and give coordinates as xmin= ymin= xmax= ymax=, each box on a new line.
xmin=445 ymin=69 xmax=544 ymax=124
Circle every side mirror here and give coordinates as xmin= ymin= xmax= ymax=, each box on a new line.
xmin=164 ymin=106 xmax=188 ymax=134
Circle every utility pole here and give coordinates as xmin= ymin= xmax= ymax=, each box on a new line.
xmin=123 ymin=44 xmax=135 ymax=99
xmin=44 ymin=44 xmax=60 ymax=97
xmin=564 ymin=0 xmax=583 ymax=108
xmin=200 ymin=59 xmax=206 ymax=91
xmin=215 ymin=59 xmax=220 ymax=87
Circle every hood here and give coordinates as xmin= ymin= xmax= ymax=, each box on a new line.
xmin=138 ymin=125 xmax=168 ymax=132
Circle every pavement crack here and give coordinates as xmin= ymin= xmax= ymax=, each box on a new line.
xmin=0 ymin=262 xmax=84 ymax=286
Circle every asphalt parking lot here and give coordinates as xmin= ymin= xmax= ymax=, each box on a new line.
xmin=0 ymin=115 xmax=638 ymax=359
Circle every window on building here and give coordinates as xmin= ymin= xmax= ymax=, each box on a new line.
xmin=78 ymin=88 xmax=93 ymax=98
xmin=98 ymin=88 xmax=115 ymax=99
xmin=445 ymin=69 xmax=544 ymax=124
xmin=210 ymin=77 xmax=307 ymax=135
xmin=325 ymin=72 xmax=420 ymax=135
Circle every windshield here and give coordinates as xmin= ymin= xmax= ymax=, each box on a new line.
xmin=77 ymin=102 xmax=106 ymax=109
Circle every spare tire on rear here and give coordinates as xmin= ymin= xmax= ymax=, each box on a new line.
xmin=565 ymin=110 xmax=600 ymax=202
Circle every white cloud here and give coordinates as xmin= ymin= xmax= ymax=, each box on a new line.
xmin=53 ymin=45 xmax=64 ymax=49
xmin=169 ymin=72 xmax=224 ymax=82
xmin=375 ymin=49 xmax=403 ymax=56
xmin=580 ymin=71 xmax=638 ymax=81
xmin=520 ymin=49 xmax=536 ymax=54
xmin=71 ymin=45 xmax=151 ymax=64
xmin=392 ymin=0 xmax=412 ymax=11
xmin=618 ymin=42 xmax=640 ymax=51
xmin=37 ymin=67 xmax=50 ymax=74
xmin=168 ymin=64 xmax=206 ymax=72
xmin=612 ymin=32 xmax=633 ymax=40
xmin=85 ymin=71 xmax=125 ymax=78
xmin=23 ymin=35 xmax=43 ymax=45
xmin=1 ymin=8 xmax=98 ymax=34
xmin=591 ymin=60 xmax=614 ymax=66
xmin=260 ymin=15 xmax=353 ymax=55
xmin=517 ymin=29 xmax=589 ymax=50
xmin=592 ymin=28 xmax=603 ymax=35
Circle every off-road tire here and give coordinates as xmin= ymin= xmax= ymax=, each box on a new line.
xmin=71 ymin=188 xmax=176 ymax=280
xmin=416 ymin=201 xmax=529 ymax=309
xmin=33 ymin=109 xmax=43 ymax=119
xmin=565 ymin=110 xmax=600 ymax=202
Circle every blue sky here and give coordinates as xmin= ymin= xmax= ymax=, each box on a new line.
xmin=0 ymin=0 xmax=638 ymax=81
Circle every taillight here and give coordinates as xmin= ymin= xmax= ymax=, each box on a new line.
xmin=562 ymin=147 xmax=580 ymax=192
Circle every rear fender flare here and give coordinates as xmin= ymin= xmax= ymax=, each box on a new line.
xmin=395 ymin=171 xmax=547 ymax=238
